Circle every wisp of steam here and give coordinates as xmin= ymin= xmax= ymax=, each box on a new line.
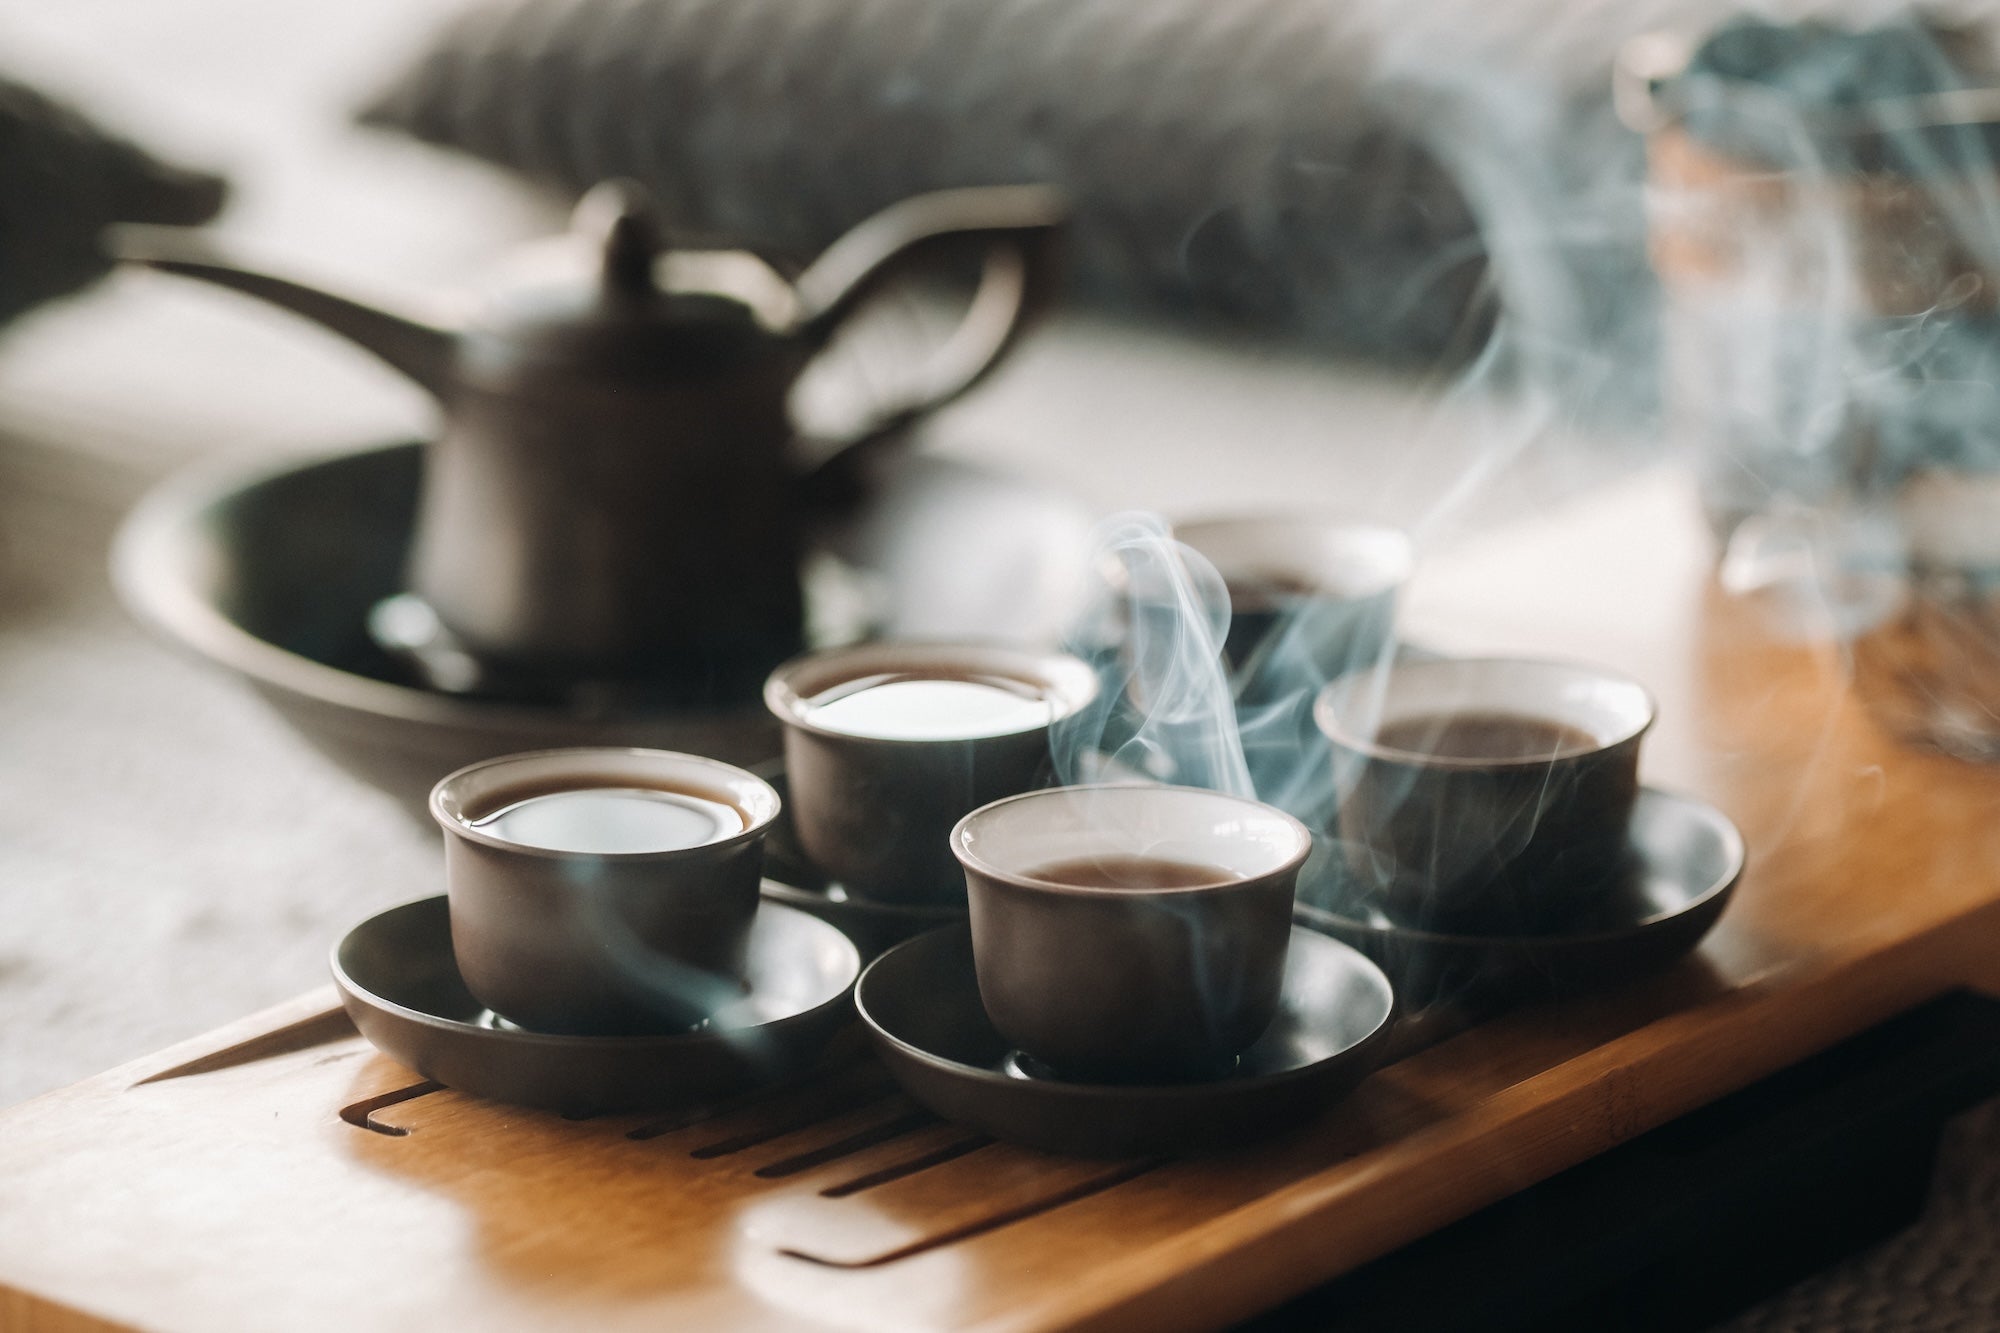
xmin=1054 ymin=513 xmax=1255 ymax=799
xmin=1053 ymin=511 xmax=1407 ymax=909
xmin=1639 ymin=14 xmax=2000 ymax=757
xmin=1049 ymin=9 xmax=2000 ymax=940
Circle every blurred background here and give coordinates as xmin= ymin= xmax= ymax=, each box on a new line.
xmin=0 ymin=0 xmax=1651 ymax=1107
xmin=5 ymin=2 xmax=2000 ymax=1324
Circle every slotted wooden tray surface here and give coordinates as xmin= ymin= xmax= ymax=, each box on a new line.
xmin=7 ymin=470 xmax=2000 ymax=1333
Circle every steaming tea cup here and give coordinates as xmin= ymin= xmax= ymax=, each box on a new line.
xmin=431 ymin=747 xmax=781 ymax=1035
xmin=952 ymin=783 xmax=1310 ymax=1082
xmin=1172 ymin=514 xmax=1412 ymax=698
xmin=765 ymin=642 xmax=1100 ymax=905
xmin=1315 ymin=658 xmax=1655 ymax=933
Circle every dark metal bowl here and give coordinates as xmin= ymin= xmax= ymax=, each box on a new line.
xmin=113 ymin=440 xmax=1090 ymax=816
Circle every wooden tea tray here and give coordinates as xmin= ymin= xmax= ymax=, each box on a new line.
xmin=7 ymin=470 xmax=2000 ymax=1333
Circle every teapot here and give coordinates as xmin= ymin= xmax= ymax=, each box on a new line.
xmin=117 ymin=182 xmax=1065 ymax=703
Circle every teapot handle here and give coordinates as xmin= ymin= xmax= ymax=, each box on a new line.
xmin=792 ymin=186 xmax=1067 ymax=455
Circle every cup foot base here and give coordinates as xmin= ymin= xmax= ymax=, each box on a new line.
xmin=475 ymin=1008 xmax=720 ymax=1037
xmin=1000 ymin=1048 xmax=1242 ymax=1085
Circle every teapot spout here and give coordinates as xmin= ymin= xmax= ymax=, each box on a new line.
xmin=111 ymin=224 xmax=454 ymax=398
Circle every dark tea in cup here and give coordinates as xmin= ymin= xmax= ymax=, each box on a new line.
xmin=1171 ymin=514 xmax=1411 ymax=693
xmin=954 ymin=783 xmax=1308 ymax=1083
xmin=1371 ymin=711 xmax=1601 ymax=763
xmin=1316 ymin=658 xmax=1655 ymax=933
xmin=1024 ymin=853 xmax=1240 ymax=890
xmin=432 ymin=748 xmax=781 ymax=1035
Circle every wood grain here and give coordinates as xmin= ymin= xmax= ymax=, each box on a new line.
xmin=4 ymin=468 xmax=1999 ymax=1332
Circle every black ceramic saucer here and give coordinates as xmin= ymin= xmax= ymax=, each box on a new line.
xmin=331 ymin=895 xmax=859 ymax=1114
xmin=754 ymin=765 xmax=965 ymax=958
xmin=1297 ymin=787 xmax=1745 ymax=1006
xmin=856 ymin=925 xmax=1396 ymax=1157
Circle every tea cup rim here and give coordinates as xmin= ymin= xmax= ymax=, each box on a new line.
xmin=430 ymin=746 xmax=781 ymax=861
xmin=950 ymin=782 xmax=1312 ymax=896
xmin=1313 ymin=655 xmax=1657 ymax=770
xmin=1168 ymin=511 xmax=1414 ymax=601
xmin=762 ymin=639 xmax=1099 ymax=745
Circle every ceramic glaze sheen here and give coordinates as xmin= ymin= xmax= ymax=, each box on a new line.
xmin=469 ymin=788 xmax=744 ymax=854
xmin=806 ymin=676 xmax=1052 ymax=740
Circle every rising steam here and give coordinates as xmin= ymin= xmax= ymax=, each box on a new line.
xmin=1054 ymin=9 xmax=2000 ymax=920
xmin=1053 ymin=513 xmax=1255 ymax=799
xmin=1052 ymin=510 xmax=1404 ymax=913
xmin=1352 ymin=10 xmax=2000 ymax=763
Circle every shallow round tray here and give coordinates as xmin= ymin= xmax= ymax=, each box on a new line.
xmin=332 ymin=895 xmax=859 ymax=1113
xmin=1297 ymin=787 xmax=1744 ymax=1006
xmin=857 ymin=924 xmax=1396 ymax=1157
xmin=115 ymin=440 xmax=1091 ymax=817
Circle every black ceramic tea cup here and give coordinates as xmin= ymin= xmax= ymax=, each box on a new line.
xmin=952 ymin=783 xmax=1311 ymax=1083
xmin=430 ymin=747 xmax=781 ymax=1035
xmin=1314 ymin=657 xmax=1656 ymax=933
xmin=1171 ymin=513 xmax=1411 ymax=697
xmin=764 ymin=641 xmax=1099 ymax=905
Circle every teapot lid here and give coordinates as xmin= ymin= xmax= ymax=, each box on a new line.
xmin=457 ymin=181 xmax=806 ymax=386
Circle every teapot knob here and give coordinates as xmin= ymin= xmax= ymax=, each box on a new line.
xmin=572 ymin=179 xmax=664 ymax=296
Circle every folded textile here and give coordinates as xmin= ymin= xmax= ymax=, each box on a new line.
xmin=358 ymin=0 xmax=1507 ymax=361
